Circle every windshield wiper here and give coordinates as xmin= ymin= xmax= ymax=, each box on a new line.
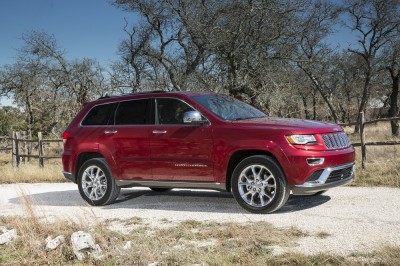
xmin=231 ymin=116 xmax=268 ymax=121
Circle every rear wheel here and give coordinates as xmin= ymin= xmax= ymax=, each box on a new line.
xmin=77 ymin=158 xmax=120 ymax=206
xmin=150 ymin=187 xmax=172 ymax=192
xmin=232 ymin=155 xmax=289 ymax=214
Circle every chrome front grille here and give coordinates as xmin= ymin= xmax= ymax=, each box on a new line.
xmin=321 ymin=132 xmax=351 ymax=150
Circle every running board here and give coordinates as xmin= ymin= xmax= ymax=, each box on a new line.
xmin=115 ymin=180 xmax=226 ymax=191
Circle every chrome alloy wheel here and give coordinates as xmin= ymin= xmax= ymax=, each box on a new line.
xmin=81 ymin=165 xmax=108 ymax=201
xmin=238 ymin=164 xmax=277 ymax=207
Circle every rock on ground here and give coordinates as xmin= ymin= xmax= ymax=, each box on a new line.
xmin=0 ymin=228 xmax=17 ymax=245
xmin=70 ymin=231 xmax=102 ymax=261
xmin=122 ymin=240 xmax=132 ymax=250
xmin=45 ymin=235 xmax=65 ymax=251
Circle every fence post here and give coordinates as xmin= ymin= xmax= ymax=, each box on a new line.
xmin=21 ymin=131 xmax=26 ymax=164
xmin=12 ymin=131 xmax=20 ymax=167
xmin=27 ymin=131 xmax=32 ymax=162
xmin=359 ymin=112 xmax=366 ymax=169
xmin=38 ymin=132 xmax=44 ymax=168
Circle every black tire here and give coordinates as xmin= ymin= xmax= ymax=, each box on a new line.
xmin=77 ymin=158 xmax=120 ymax=206
xmin=150 ymin=187 xmax=172 ymax=192
xmin=231 ymin=155 xmax=289 ymax=214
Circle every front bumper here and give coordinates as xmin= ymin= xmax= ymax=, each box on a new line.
xmin=290 ymin=163 xmax=354 ymax=195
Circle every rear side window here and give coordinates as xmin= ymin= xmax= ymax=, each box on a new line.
xmin=115 ymin=99 xmax=152 ymax=125
xmin=81 ymin=103 xmax=117 ymax=126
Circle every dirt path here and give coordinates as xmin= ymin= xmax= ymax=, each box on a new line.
xmin=1 ymin=183 xmax=399 ymax=255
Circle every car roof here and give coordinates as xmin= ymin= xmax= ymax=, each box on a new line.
xmin=86 ymin=90 xmax=214 ymax=105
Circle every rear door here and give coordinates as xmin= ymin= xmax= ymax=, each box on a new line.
xmin=80 ymin=102 xmax=119 ymax=174
xmin=150 ymin=98 xmax=214 ymax=181
xmin=111 ymin=98 xmax=153 ymax=180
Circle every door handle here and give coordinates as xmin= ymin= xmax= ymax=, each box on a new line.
xmin=152 ymin=130 xmax=167 ymax=134
xmin=104 ymin=130 xmax=118 ymax=135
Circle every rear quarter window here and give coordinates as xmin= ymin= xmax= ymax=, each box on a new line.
xmin=81 ymin=103 xmax=117 ymax=126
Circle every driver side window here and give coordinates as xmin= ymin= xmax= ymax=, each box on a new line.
xmin=156 ymin=98 xmax=194 ymax=125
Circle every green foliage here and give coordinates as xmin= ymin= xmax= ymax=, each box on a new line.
xmin=0 ymin=106 xmax=26 ymax=136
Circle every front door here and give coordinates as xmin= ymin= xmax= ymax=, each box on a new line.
xmin=150 ymin=98 xmax=214 ymax=181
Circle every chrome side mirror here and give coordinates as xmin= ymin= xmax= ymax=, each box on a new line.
xmin=183 ymin=111 xmax=208 ymax=125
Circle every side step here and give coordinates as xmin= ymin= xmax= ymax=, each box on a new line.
xmin=115 ymin=180 xmax=226 ymax=191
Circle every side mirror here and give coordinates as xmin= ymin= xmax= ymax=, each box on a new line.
xmin=183 ymin=111 xmax=209 ymax=125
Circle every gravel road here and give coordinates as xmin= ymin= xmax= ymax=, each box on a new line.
xmin=1 ymin=183 xmax=399 ymax=255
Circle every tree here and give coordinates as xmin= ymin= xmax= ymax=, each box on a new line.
xmin=115 ymin=0 xmax=316 ymax=111
xmin=115 ymin=0 xmax=209 ymax=91
xmin=0 ymin=31 xmax=108 ymax=137
xmin=345 ymin=0 xmax=400 ymax=132
xmin=0 ymin=59 xmax=46 ymax=136
xmin=0 ymin=106 xmax=26 ymax=136
xmin=385 ymin=40 xmax=400 ymax=136
xmin=283 ymin=0 xmax=342 ymax=122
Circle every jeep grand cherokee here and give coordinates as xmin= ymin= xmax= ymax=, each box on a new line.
xmin=62 ymin=91 xmax=355 ymax=213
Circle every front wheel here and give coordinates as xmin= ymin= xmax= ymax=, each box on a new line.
xmin=231 ymin=155 xmax=289 ymax=214
xmin=77 ymin=158 xmax=120 ymax=206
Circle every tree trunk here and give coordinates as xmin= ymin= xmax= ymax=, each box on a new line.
xmin=354 ymin=70 xmax=371 ymax=133
xmin=388 ymin=74 xmax=399 ymax=136
xmin=312 ymin=88 xmax=317 ymax=120
xmin=301 ymin=95 xmax=310 ymax=119
xmin=25 ymin=95 xmax=34 ymax=138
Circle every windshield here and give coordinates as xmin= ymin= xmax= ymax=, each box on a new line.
xmin=192 ymin=94 xmax=267 ymax=121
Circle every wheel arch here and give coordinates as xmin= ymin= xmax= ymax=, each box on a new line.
xmin=74 ymin=152 xmax=105 ymax=182
xmin=225 ymin=150 xmax=282 ymax=192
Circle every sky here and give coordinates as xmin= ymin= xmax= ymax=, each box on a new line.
xmin=0 ymin=0 xmax=135 ymax=66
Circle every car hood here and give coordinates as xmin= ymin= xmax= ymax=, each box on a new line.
xmin=232 ymin=117 xmax=342 ymax=134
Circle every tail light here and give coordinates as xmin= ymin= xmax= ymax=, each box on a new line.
xmin=62 ymin=131 xmax=70 ymax=145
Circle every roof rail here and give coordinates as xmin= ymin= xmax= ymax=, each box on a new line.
xmin=97 ymin=90 xmax=168 ymax=100
xmin=98 ymin=94 xmax=110 ymax=100
xmin=133 ymin=90 xmax=166 ymax=94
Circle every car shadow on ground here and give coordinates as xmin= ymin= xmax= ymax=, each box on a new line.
xmin=8 ymin=188 xmax=331 ymax=214
xmin=112 ymin=189 xmax=331 ymax=214
xmin=278 ymin=194 xmax=331 ymax=213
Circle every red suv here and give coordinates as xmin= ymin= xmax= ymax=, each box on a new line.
xmin=62 ymin=91 xmax=355 ymax=213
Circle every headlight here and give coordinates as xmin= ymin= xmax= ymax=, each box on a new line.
xmin=286 ymin=135 xmax=317 ymax=145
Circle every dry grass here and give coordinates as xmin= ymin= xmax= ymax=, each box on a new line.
xmin=316 ymin=231 xmax=331 ymax=239
xmin=343 ymin=122 xmax=400 ymax=188
xmin=0 ymin=153 xmax=64 ymax=183
xmin=0 ymin=192 xmax=399 ymax=265
xmin=353 ymin=148 xmax=400 ymax=187
xmin=1 ymin=216 xmax=399 ymax=265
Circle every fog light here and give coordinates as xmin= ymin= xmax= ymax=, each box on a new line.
xmin=307 ymin=158 xmax=324 ymax=165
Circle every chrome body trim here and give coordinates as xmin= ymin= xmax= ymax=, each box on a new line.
xmin=321 ymin=132 xmax=351 ymax=150
xmin=104 ymin=129 xmax=118 ymax=134
xmin=152 ymin=130 xmax=167 ymax=134
xmin=306 ymin=158 xmax=325 ymax=166
xmin=183 ymin=111 xmax=209 ymax=124
xmin=290 ymin=163 xmax=355 ymax=195
xmin=115 ymin=180 xmax=226 ymax=191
